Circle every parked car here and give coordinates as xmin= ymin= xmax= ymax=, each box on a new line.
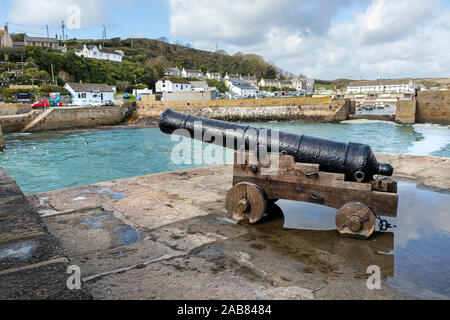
xmin=31 ymin=99 xmax=49 ymax=109
xmin=104 ymin=101 xmax=114 ymax=106
xmin=123 ymin=93 xmax=131 ymax=99
xmin=89 ymin=102 xmax=101 ymax=107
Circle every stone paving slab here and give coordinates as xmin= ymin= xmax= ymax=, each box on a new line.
xmin=0 ymin=262 xmax=90 ymax=300
xmin=0 ymin=233 xmax=66 ymax=272
xmin=0 ymin=167 xmax=91 ymax=300
xmin=4 ymin=154 xmax=446 ymax=300
xmin=30 ymin=161 xmax=426 ymax=300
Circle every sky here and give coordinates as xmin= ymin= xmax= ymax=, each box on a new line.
xmin=0 ymin=0 xmax=449 ymax=80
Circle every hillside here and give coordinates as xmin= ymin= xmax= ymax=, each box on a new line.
xmin=0 ymin=37 xmax=282 ymax=92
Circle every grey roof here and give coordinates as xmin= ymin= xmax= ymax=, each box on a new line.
xmin=184 ymin=69 xmax=203 ymax=74
xmin=25 ymin=36 xmax=58 ymax=43
xmin=227 ymin=79 xmax=257 ymax=90
xmin=189 ymin=81 xmax=209 ymax=88
xmin=66 ymin=82 xmax=115 ymax=92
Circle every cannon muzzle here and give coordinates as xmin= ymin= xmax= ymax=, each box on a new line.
xmin=159 ymin=109 xmax=393 ymax=182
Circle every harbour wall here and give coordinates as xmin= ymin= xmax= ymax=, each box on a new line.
xmin=132 ymin=97 xmax=350 ymax=123
xmin=0 ymin=104 xmax=32 ymax=116
xmin=0 ymin=106 xmax=129 ymax=133
xmin=395 ymin=91 xmax=450 ymax=125
xmin=416 ymin=91 xmax=450 ymax=124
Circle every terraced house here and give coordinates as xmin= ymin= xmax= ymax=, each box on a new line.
xmin=181 ymin=68 xmax=203 ymax=79
xmin=347 ymin=79 xmax=415 ymax=94
xmin=75 ymin=44 xmax=124 ymax=62
xmin=155 ymin=77 xmax=192 ymax=92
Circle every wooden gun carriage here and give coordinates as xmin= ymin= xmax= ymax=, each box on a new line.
xmin=226 ymin=151 xmax=398 ymax=239
xmin=159 ymin=109 xmax=399 ymax=239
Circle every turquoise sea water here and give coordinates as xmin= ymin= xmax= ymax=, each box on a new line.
xmin=0 ymin=121 xmax=449 ymax=194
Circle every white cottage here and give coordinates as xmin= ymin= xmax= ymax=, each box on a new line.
xmin=206 ymin=72 xmax=223 ymax=81
xmin=155 ymin=77 xmax=192 ymax=92
xmin=64 ymin=82 xmax=115 ymax=106
xmin=189 ymin=80 xmax=210 ymax=92
xmin=181 ymin=68 xmax=204 ymax=79
xmin=74 ymin=44 xmax=124 ymax=62
xmin=225 ymin=79 xmax=258 ymax=97
xmin=164 ymin=67 xmax=182 ymax=77
xmin=346 ymin=79 xmax=415 ymax=94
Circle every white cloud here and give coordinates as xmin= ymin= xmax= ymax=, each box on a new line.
xmin=168 ymin=0 xmax=450 ymax=79
xmin=7 ymin=0 xmax=107 ymax=28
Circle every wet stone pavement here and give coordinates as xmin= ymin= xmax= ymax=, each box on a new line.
xmin=0 ymin=167 xmax=91 ymax=299
xmin=21 ymin=154 xmax=449 ymax=300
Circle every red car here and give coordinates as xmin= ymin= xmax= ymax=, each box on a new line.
xmin=31 ymin=99 xmax=49 ymax=109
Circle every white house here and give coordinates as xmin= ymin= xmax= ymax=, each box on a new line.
xmin=291 ymin=78 xmax=305 ymax=91
xmin=346 ymin=79 xmax=415 ymax=94
xmin=278 ymin=80 xmax=294 ymax=89
xmin=189 ymin=80 xmax=209 ymax=92
xmin=225 ymin=79 xmax=258 ymax=97
xmin=74 ymin=44 xmax=124 ymax=62
xmin=64 ymin=82 xmax=115 ymax=106
xmin=155 ymin=77 xmax=192 ymax=92
xmin=181 ymin=68 xmax=203 ymax=79
xmin=133 ymin=88 xmax=153 ymax=101
xmin=206 ymin=72 xmax=223 ymax=81
xmin=258 ymin=78 xmax=279 ymax=88
xmin=164 ymin=67 xmax=181 ymax=77
xmin=224 ymin=73 xmax=241 ymax=81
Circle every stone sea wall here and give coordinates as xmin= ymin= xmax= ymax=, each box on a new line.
xmin=131 ymin=97 xmax=350 ymax=124
xmin=0 ymin=106 xmax=129 ymax=133
xmin=0 ymin=104 xmax=31 ymax=116
xmin=416 ymin=91 xmax=450 ymax=124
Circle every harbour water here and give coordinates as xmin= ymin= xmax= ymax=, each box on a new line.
xmin=0 ymin=121 xmax=448 ymax=194
xmin=0 ymin=121 xmax=448 ymax=299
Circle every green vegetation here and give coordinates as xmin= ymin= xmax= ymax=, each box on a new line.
xmin=205 ymin=79 xmax=227 ymax=93
xmin=0 ymin=85 xmax=69 ymax=103
xmin=0 ymin=38 xmax=281 ymax=93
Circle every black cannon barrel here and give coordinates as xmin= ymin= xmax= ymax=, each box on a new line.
xmin=158 ymin=109 xmax=393 ymax=181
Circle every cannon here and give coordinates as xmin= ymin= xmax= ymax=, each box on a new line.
xmin=159 ymin=109 xmax=398 ymax=239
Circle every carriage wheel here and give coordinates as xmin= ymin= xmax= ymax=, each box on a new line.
xmin=225 ymin=182 xmax=267 ymax=224
xmin=335 ymin=202 xmax=376 ymax=239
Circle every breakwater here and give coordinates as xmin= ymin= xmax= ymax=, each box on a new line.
xmin=0 ymin=106 xmax=129 ymax=133
xmin=130 ymin=97 xmax=351 ymax=124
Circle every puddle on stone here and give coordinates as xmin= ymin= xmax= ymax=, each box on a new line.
xmin=263 ymin=180 xmax=450 ymax=299
xmin=0 ymin=240 xmax=39 ymax=260
xmin=94 ymin=187 xmax=126 ymax=199
xmin=116 ymin=225 xmax=141 ymax=245
xmin=79 ymin=212 xmax=110 ymax=228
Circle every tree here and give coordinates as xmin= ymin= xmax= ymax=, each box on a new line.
xmin=116 ymin=80 xmax=130 ymax=93
xmin=205 ymin=79 xmax=227 ymax=93
xmin=26 ymin=67 xmax=38 ymax=86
